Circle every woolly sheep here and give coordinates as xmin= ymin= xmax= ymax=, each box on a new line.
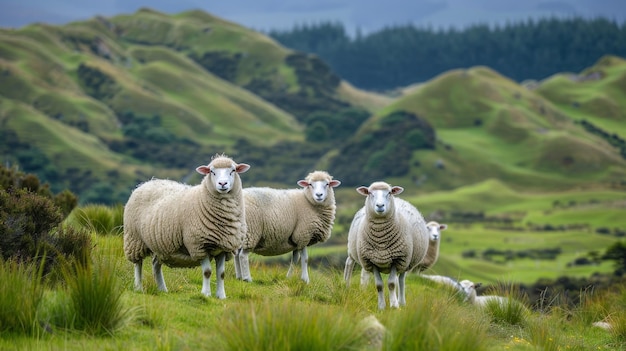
xmin=123 ymin=154 xmax=250 ymax=299
xmin=415 ymin=221 xmax=448 ymax=272
xmin=343 ymin=181 xmax=430 ymax=310
xmin=459 ymin=279 xmax=512 ymax=307
xmin=359 ymin=221 xmax=446 ymax=285
xmin=235 ymin=171 xmax=341 ymax=283
xmin=419 ymin=274 xmax=468 ymax=299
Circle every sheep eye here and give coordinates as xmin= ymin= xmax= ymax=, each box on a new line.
xmin=210 ymin=170 xmax=216 ymax=175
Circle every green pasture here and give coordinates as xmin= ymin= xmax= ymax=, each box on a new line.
xmin=2 ymin=233 xmax=623 ymax=350
xmin=321 ymin=180 xmax=626 ymax=286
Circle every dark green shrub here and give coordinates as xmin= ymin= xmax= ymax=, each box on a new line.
xmin=0 ymin=164 xmax=89 ymax=276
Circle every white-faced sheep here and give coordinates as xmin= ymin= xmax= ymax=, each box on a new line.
xmin=235 ymin=171 xmax=341 ymax=283
xmin=123 ymin=154 xmax=250 ymax=299
xmin=344 ymin=181 xmax=430 ymax=310
xmin=419 ymin=274 xmax=468 ymax=299
xmin=415 ymin=221 xmax=448 ymax=272
xmin=459 ymin=279 xmax=515 ymax=307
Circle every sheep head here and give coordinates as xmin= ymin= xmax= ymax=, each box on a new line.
xmin=426 ymin=221 xmax=448 ymax=242
xmin=196 ymin=154 xmax=250 ymax=194
xmin=356 ymin=181 xmax=404 ymax=217
xmin=298 ymin=171 xmax=341 ymax=204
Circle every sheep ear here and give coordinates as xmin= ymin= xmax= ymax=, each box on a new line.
xmin=329 ymin=180 xmax=341 ymax=188
xmin=235 ymin=163 xmax=251 ymax=173
xmin=196 ymin=165 xmax=211 ymax=175
xmin=440 ymin=224 xmax=448 ymax=231
xmin=297 ymin=180 xmax=309 ymax=188
xmin=356 ymin=186 xmax=369 ymax=196
xmin=390 ymin=186 xmax=404 ymax=195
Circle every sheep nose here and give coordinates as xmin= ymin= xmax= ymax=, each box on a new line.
xmin=376 ymin=204 xmax=384 ymax=211
xmin=315 ymin=192 xmax=323 ymax=198
xmin=219 ymin=181 xmax=228 ymax=187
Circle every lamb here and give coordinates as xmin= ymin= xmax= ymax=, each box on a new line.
xmin=343 ymin=181 xmax=430 ymax=310
xmin=415 ymin=221 xmax=448 ymax=272
xmin=123 ymin=154 xmax=250 ymax=299
xmin=419 ymin=274 xmax=468 ymax=299
xmin=235 ymin=170 xmax=341 ymax=283
xmin=459 ymin=279 xmax=512 ymax=306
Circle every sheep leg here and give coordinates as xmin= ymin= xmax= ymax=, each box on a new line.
xmin=234 ymin=248 xmax=242 ymax=280
xmin=133 ymin=260 xmax=143 ymax=291
xmin=398 ymin=271 xmax=407 ymax=306
xmin=237 ymin=248 xmax=253 ymax=282
xmin=343 ymin=256 xmax=355 ymax=285
xmin=299 ymin=247 xmax=310 ymax=283
xmin=360 ymin=268 xmax=371 ymax=286
xmin=388 ymin=265 xmax=399 ymax=309
xmin=200 ymin=256 xmax=213 ymax=297
xmin=152 ymin=256 xmax=168 ymax=292
xmin=215 ymin=253 xmax=227 ymax=299
xmin=286 ymin=250 xmax=300 ymax=278
xmin=372 ymin=266 xmax=386 ymax=310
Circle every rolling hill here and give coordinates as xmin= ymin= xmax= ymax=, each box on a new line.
xmin=1 ymin=8 xmax=625 ymax=205
xmin=0 ymin=8 xmax=388 ymax=203
xmin=327 ymin=62 xmax=626 ymax=192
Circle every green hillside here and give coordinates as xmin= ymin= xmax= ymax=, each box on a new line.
xmin=0 ymin=8 xmax=383 ymax=203
xmin=327 ymin=60 xmax=626 ymax=192
xmin=1 ymin=8 xmax=626 ymax=205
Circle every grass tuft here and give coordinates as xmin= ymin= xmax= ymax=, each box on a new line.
xmin=0 ymin=259 xmax=45 ymax=335
xmin=66 ymin=204 xmax=124 ymax=236
xmin=481 ymin=281 xmax=530 ymax=326
xmin=220 ymin=299 xmax=368 ymax=351
xmin=60 ymin=248 xmax=136 ymax=336
xmin=381 ymin=289 xmax=490 ymax=351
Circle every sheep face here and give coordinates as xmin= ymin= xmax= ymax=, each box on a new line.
xmin=297 ymin=171 xmax=341 ymax=204
xmin=196 ymin=156 xmax=250 ymax=194
xmin=426 ymin=221 xmax=448 ymax=242
xmin=356 ymin=182 xmax=404 ymax=216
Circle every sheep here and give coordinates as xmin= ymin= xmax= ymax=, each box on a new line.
xmin=123 ymin=154 xmax=250 ymax=299
xmin=343 ymin=181 xmax=430 ymax=310
xmin=459 ymin=279 xmax=515 ymax=307
xmin=358 ymin=220 xmax=447 ymax=285
xmin=415 ymin=221 xmax=448 ymax=273
xmin=234 ymin=170 xmax=341 ymax=283
xmin=419 ymin=274 xmax=468 ymax=299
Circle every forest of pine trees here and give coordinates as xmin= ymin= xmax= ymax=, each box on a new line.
xmin=268 ymin=17 xmax=626 ymax=91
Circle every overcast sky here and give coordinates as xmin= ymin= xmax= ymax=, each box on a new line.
xmin=0 ymin=0 xmax=624 ymax=34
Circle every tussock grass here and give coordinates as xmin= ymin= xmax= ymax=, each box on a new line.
xmin=380 ymin=290 xmax=490 ymax=351
xmin=0 ymin=259 xmax=45 ymax=335
xmin=66 ymin=204 xmax=124 ymax=236
xmin=480 ymin=281 xmax=531 ymax=326
xmin=56 ymin=246 xmax=136 ymax=336
xmin=220 ymin=299 xmax=368 ymax=351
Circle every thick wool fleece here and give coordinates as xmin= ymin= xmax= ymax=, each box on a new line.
xmin=123 ymin=165 xmax=246 ymax=267
xmin=242 ymin=180 xmax=336 ymax=255
xmin=347 ymin=195 xmax=429 ymax=274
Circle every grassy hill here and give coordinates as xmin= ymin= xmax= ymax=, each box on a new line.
xmin=326 ymin=61 xmax=626 ymax=193
xmin=1 ymin=8 xmax=626 ymax=206
xmin=0 ymin=8 xmax=385 ymax=203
